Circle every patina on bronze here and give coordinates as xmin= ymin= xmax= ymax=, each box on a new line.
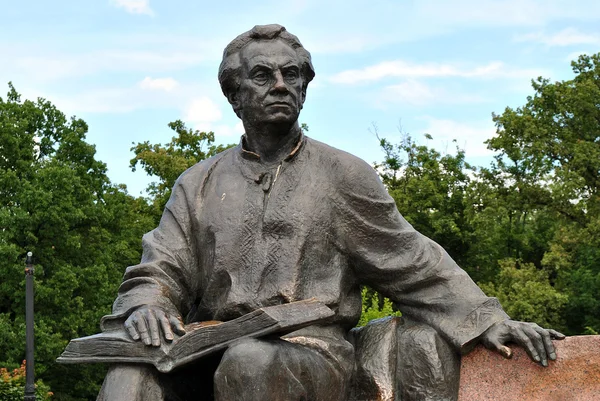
xmin=93 ymin=25 xmax=564 ymax=401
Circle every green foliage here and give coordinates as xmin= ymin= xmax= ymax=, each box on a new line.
xmin=372 ymin=53 xmax=600 ymax=335
xmin=0 ymin=362 xmax=52 ymax=401
xmin=465 ymin=175 xmax=559 ymax=283
xmin=0 ymin=84 xmax=233 ymax=400
xmin=357 ymin=288 xmax=401 ymax=327
xmin=0 ymin=83 xmax=155 ymax=400
xmin=375 ymin=128 xmax=476 ymax=275
xmin=486 ymin=53 xmax=600 ymax=335
xmin=130 ymin=120 xmax=235 ymax=221
xmin=489 ymin=54 xmax=600 ymax=223
xmin=480 ymin=259 xmax=568 ymax=330
xmin=543 ymin=218 xmax=600 ymax=334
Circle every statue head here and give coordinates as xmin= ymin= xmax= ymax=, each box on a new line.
xmin=218 ymin=24 xmax=315 ymax=124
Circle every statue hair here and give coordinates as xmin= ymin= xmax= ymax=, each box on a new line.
xmin=218 ymin=24 xmax=315 ymax=100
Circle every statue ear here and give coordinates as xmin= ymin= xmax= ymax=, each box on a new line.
xmin=226 ymin=91 xmax=243 ymax=118
xmin=226 ymin=91 xmax=239 ymax=108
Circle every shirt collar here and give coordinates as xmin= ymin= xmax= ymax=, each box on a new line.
xmin=239 ymin=131 xmax=305 ymax=162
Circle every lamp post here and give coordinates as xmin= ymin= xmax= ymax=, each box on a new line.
xmin=24 ymin=251 xmax=35 ymax=401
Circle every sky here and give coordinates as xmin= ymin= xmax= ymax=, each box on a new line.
xmin=2 ymin=0 xmax=600 ymax=196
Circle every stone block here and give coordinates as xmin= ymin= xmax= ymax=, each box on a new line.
xmin=459 ymin=335 xmax=600 ymax=401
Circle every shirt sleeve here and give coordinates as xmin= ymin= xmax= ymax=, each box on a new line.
xmin=333 ymin=157 xmax=508 ymax=351
xmin=100 ymin=174 xmax=199 ymax=331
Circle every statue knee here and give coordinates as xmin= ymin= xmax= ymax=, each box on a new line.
xmin=97 ymin=364 xmax=164 ymax=401
xmin=396 ymin=323 xmax=460 ymax=401
xmin=216 ymin=338 xmax=279 ymax=377
xmin=214 ymin=338 xmax=281 ymax=399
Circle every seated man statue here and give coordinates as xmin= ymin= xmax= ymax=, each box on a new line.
xmin=97 ymin=24 xmax=563 ymax=401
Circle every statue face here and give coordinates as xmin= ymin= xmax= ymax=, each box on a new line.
xmin=234 ymin=39 xmax=305 ymax=126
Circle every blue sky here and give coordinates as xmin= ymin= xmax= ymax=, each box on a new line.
xmin=2 ymin=0 xmax=600 ymax=196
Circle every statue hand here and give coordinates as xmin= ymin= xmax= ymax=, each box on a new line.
xmin=124 ymin=306 xmax=186 ymax=347
xmin=480 ymin=320 xmax=565 ymax=367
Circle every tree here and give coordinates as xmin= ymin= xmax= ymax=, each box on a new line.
xmin=370 ymin=125 xmax=480 ymax=321
xmin=487 ymin=53 xmax=600 ymax=334
xmin=130 ymin=120 xmax=235 ymax=222
xmin=0 ymin=83 xmax=155 ymax=400
xmin=490 ymin=54 xmax=600 ymax=223
xmin=374 ymin=125 xmax=476 ymax=274
xmin=479 ymin=259 xmax=568 ymax=330
xmin=0 ymin=362 xmax=53 ymax=401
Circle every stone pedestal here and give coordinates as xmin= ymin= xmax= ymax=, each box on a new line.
xmin=459 ymin=335 xmax=600 ymax=401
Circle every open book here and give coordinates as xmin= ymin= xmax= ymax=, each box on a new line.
xmin=57 ymin=299 xmax=334 ymax=373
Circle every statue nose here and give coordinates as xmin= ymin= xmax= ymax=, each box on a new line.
xmin=272 ymin=71 xmax=287 ymax=92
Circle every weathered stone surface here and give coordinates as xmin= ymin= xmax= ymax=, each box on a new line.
xmin=459 ymin=335 xmax=600 ymax=401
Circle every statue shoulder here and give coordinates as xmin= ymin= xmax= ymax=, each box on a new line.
xmin=306 ymin=137 xmax=384 ymax=193
xmin=174 ymin=146 xmax=237 ymax=189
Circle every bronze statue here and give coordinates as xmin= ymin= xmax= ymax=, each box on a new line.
xmin=95 ymin=24 xmax=564 ymax=401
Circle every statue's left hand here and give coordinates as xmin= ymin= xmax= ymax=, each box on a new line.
xmin=480 ymin=320 xmax=565 ymax=367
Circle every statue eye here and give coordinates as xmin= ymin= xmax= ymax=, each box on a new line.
xmin=284 ymin=70 xmax=299 ymax=83
xmin=252 ymin=71 xmax=269 ymax=85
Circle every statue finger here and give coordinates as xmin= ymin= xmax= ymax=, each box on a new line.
xmin=124 ymin=317 xmax=140 ymax=341
xmin=146 ymin=310 xmax=161 ymax=347
xmin=514 ymin=329 xmax=540 ymax=365
xmin=532 ymin=325 xmax=556 ymax=361
xmin=169 ymin=315 xmax=186 ymax=336
xmin=522 ymin=325 xmax=547 ymax=366
xmin=156 ymin=310 xmax=174 ymax=341
xmin=484 ymin=336 xmax=512 ymax=359
xmin=132 ymin=313 xmax=151 ymax=346
xmin=548 ymin=329 xmax=566 ymax=340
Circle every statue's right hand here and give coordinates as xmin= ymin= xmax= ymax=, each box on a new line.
xmin=124 ymin=307 xmax=186 ymax=347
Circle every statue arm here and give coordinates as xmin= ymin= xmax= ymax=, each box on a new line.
xmin=334 ymin=157 xmax=564 ymax=365
xmin=332 ymin=158 xmax=508 ymax=350
xmin=101 ymin=173 xmax=200 ymax=345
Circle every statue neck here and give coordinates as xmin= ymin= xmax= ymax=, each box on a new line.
xmin=243 ymin=122 xmax=302 ymax=164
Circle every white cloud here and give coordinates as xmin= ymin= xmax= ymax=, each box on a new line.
xmin=110 ymin=0 xmax=154 ymax=16
xmin=380 ymin=80 xmax=486 ymax=106
xmin=330 ymin=60 xmax=542 ymax=85
xmin=515 ymin=28 xmax=600 ymax=47
xmin=418 ymin=117 xmax=496 ymax=158
xmin=1 ymin=30 xmax=227 ymax=85
xmin=11 ymin=50 xmax=208 ymax=82
xmin=565 ymin=50 xmax=591 ymax=62
xmin=184 ymin=97 xmax=223 ymax=124
xmin=302 ymin=33 xmax=379 ymax=54
xmin=283 ymin=0 xmax=600 ymax=56
xmin=181 ymin=98 xmax=245 ymax=137
xmin=190 ymin=121 xmax=243 ymax=137
xmin=44 ymin=81 xmax=215 ymax=115
xmin=139 ymin=77 xmax=179 ymax=91
xmin=50 ymin=87 xmax=139 ymax=114
xmin=385 ymin=80 xmax=437 ymax=106
xmin=414 ymin=0 xmax=600 ymax=28
xmin=208 ymin=122 xmax=245 ymax=137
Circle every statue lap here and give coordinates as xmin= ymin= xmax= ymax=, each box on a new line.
xmin=98 ymin=337 xmax=349 ymax=401
xmin=97 ymin=318 xmax=460 ymax=401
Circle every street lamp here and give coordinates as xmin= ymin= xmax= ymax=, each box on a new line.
xmin=24 ymin=251 xmax=35 ymax=401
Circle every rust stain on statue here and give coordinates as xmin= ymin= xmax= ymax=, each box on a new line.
xmin=372 ymin=377 xmax=394 ymax=401
xmin=185 ymin=320 xmax=223 ymax=330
